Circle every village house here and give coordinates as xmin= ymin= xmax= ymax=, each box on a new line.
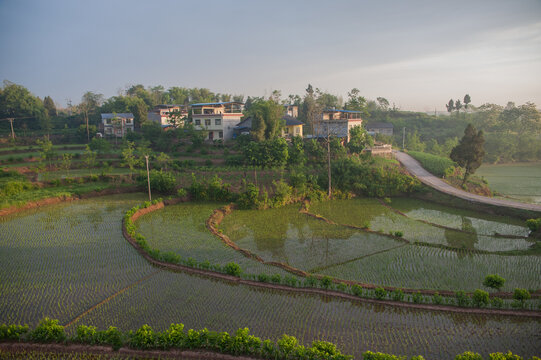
xmin=148 ymin=104 xmax=188 ymax=128
xmin=312 ymin=109 xmax=363 ymax=141
xmin=365 ymin=122 xmax=394 ymax=136
xmin=191 ymin=102 xmax=244 ymax=141
xmin=284 ymin=104 xmax=299 ymax=118
xmin=100 ymin=113 xmax=134 ymax=137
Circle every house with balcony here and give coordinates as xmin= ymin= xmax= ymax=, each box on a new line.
xmin=148 ymin=104 xmax=188 ymax=128
xmin=100 ymin=113 xmax=134 ymax=137
xmin=312 ymin=109 xmax=363 ymax=141
xmin=191 ymin=102 xmax=244 ymax=141
xmin=284 ymin=104 xmax=299 ymax=118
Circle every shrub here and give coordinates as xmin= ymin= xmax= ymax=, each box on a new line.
xmin=97 ymin=326 xmax=123 ymax=350
xmin=483 ymin=274 xmax=506 ymax=291
xmin=394 ymin=231 xmax=404 ymax=237
xmin=432 ymin=292 xmax=443 ymax=305
xmin=284 ymin=275 xmax=298 ymax=287
xmin=138 ymin=170 xmax=177 ymax=194
xmin=223 ymin=262 xmax=241 ymax=277
xmin=391 ymin=289 xmax=404 ymax=301
xmin=374 ymin=287 xmax=386 ymax=300
xmin=526 ymin=218 xmax=541 ymax=232
xmin=236 ymin=181 xmax=260 ymax=209
xmin=75 ymin=325 xmax=97 ymax=344
xmin=513 ymin=288 xmax=531 ymax=303
xmin=455 ymin=291 xmax=470 ymax=307
xmin=271 ymin=274 xmax=281 ymax=284
xmin=161 ymin=323 xmax=185 ymax=348
xmin=351 ymin=284 xmax=363 ymax=297
xmin=30 ymin=318 xmax=65 ymax=343
xmin=257 ymin=273 xmax=269 ymax=283
xmin=304 ymin=275 xmax=318 ymax=287
xmin=455 ymin=352 xmax=483 ymax=360
xmin=337 ymin=282 xmax=348 ymax=292
xmin=412 ymin=292 xmax=423 ymax=304
xmin=408 ymin=151 xmax=456 ymax=177
xmin=130 ymin=324 xmax=156 ymax=349
xmin=320 ymin=276 xmax=333 ymax=289
xmin=363 ymin=351 xmax=403 ymax=359
xmin=0 ymin=324 xmax=29 ymax=340
xmin=491 ymin=297 xmax=504 ymax=308
xmin=472 ymin=289 xmax=490 ymax=307
xmin=489 ymin=351 xmax=524 ymax=360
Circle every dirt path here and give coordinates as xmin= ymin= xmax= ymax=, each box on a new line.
xmin=394 ymin=151 xmax=541 ymax=213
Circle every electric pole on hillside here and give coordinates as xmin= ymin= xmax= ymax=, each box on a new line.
xmin=145 ymin=155 xmax=151 ymax=202
xmin=402 ymin=127 xmax=405 ymax=150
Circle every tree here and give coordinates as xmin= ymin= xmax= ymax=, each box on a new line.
xmin=450 ymin=124 xmax=485 ymax=185
xmin=83 ymin=145 xmax=97 ymax=175
xmin=60 ymin=153 xmax=73 ymax=177
xmin=344 ymin=88 xmax=368 ymax=116
xmin=245 ymin=99 xmax=285 ymax=141
xmin=43 ymin=96 xmax=57 ymax=117
xmin=347 ymin=125 xmax=374 ymax=154
xmin=483 ymin=274 xmax=505 ymax=291
xmin=78 ymin=91 xmax=104 ymax=143
xmin=446 ymin=99 xmax=455 ymax=113
xmin=455 ymin=99 xmax=463 ymax=114
xmin=121 ymin=141 xmax=142 ymax=179
xmin=36 ymin=137 xmax=55 ymax=169
xmin=0 ymin=80 xmax=48 ymax=136
xmin=463 ymin=94 xmax=471 ymax=110
xmin=376 ymin=97 xmax=390 ymax=111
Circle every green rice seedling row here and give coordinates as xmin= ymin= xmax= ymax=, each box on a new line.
xmin=321 ymin=245 xmax=541 ymax=291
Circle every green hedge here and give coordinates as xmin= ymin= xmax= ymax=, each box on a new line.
xmin=1 ymin=319 xmax=539 ymax=360
xmin=408 ymin=151 xmax=456 ymax=177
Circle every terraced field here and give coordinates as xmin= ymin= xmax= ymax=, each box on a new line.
xmin=1 ymin=196 xmax=540 ymax=359
xmin=135 ymin=202 xmax=294 ymax=276
xmin=220 ymin=200 xmax=540 ymax=291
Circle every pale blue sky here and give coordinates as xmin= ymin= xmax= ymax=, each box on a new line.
xmin=1 ymin=0 xmax=540 ymax=111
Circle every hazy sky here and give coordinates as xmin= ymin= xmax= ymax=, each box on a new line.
xmin=1 ymin=0 xmax=540 ymax=111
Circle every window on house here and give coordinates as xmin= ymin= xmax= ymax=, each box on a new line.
xmin=205 ymin=119 xmax=211 ymax=126
xmin=195 ymin=119 xmax=201 ymax=125
xmin=215 ymin=119 xmax=221 ymax=125
xmin=204 ymin=109 xmax=214 ymax=114
xmin=284 ymin=127 xmax=289 ymax=134
xmin=106 ymin=119 xmax=111 ymax=125
xmin=295 ymin=128 xmax=300 ymax=134
xmin=219 ymin=131 xmax=223 ymax=138
xmin=125 ymin=119 xmax=132 ymax=124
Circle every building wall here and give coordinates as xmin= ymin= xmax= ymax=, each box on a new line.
xmin=282 ymin=124 xmax=303 ymax=138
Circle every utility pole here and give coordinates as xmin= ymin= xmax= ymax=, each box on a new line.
xmin=145 ymin=155 xmax=151 ymax=201
xmin=402 ymin=127 xmax=405 ymax=150
xmin=8 ymin=118 xmax=15 ymax=139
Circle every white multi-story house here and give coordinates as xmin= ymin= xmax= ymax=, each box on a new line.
xmin=148 ymin=104 xmax=188 ymax=128
xmin=191 ymin=102 xmax=244 ymax=141
xmin=312 ymin=109 xmax=363 ymax=141
xmin=100 ymin=113 xmax=134 ymax=137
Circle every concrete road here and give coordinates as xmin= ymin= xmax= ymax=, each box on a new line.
xmin=394 ymin=151 xmax=541 ymax=213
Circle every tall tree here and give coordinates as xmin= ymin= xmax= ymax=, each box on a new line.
xmin=43 ymin=96 xmax=57 ymax=117
xmin=78 ymin=91 xmax=104 ymax=143
xmin=450 ymin=124 xmax=486 ymax=185
xmin=0 ymin=80 xmax=48 ymax=136
xmin=455 ymin=99 xmax=463 ymax=114
xmin=246 ymin=99 xmax=285 ymax=141
xmin=347 ymin=125 xmax=374 ymax=154
xmin=445 ymin=99 xmax=455 ymax=113
xmin=463 ymin=94 xmax=471 ymax=110
xmin=344 ymin=88 xmax=368 ymax=116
